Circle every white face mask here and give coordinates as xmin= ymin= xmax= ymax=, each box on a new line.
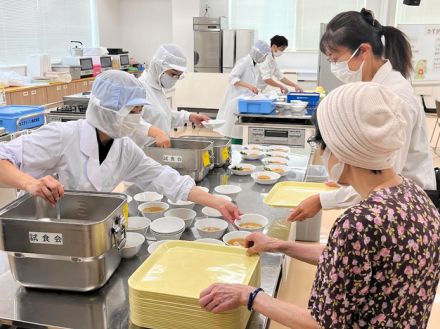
xmin=160 ymin=72 xmax=178 ymax=89
xmin=321 ymin=148 xmax=345 ymax=183
xmin=120 ymin=111 xmax=143 ymax=137
xmin=273 ymin=51 xmax=283 ymax=58
xmin=330 ymin=46 xmax=364 ymax=84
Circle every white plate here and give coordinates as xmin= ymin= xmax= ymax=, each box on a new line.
xmin=267 ymin=145 xmax=290 ymax=153
xmin=262 ymin=157 xmax=288 ymax=165
xmin=263 ymin=164 xmax=290 ymax=177
xmin=202 ymin=119 xmax=225 ymax=129
xmin=265 ymin=151 xmax=289 ymax=159
xmin=242 ymin=144 xmax=267 ymax=151
xmin=228 ymin=163 xmax=256 ymax=176
xmin=240 ymin=150 xmax=265 ymax=160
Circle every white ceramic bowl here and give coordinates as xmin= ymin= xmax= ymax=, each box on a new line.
xmin=267 ymin=145 xmax=290 ymax=153
xmin=195 ymin=238 xmax=225 ymax=245
xmin=265 ymin=151 xmax=289 ymax=159
xmin=223 ymin=231 xmax=252 ymax=247
xmin=150 ymin=216 xmax=185 ymax=241
xmin=240 ymin=150 xmax=265 ymax=161
xmin=235 ymin=214 xmax=268 ymax=232
xmin=214 ymin=185 xmax=242 ymax=201
xmin=202 ymin=119 xmax=225 ymax=129
xmin=242 ymin=144 xmax=267 ymax=152
xmin=147 ymin=240 xmax=173 ymax=254
xmin=195 ymin=218 xmax=229 ymax=239
xmin=251 ymin=171 xmax=281 ymax=185
xmin=196 ymin=186 xmax=209 ymax=193
xmin=264 ymin=164 xmax=290 ymax=177
xmin=201 ymin=206 xmax=222 ymax=218
xmin=134 ymin=192 xmax=163 ymax=203
xmin=167 ymin=198 xmax=195 ymax=209
xmin=228 ymin=163 xmax=256 ymax=176
xmin=262 ymin=157 xmax=288 ymax=165
xmin=121 ymin=232 xmax=145 ymax=258
xmin=164 ymin=208 xmax=197 ymax=229
xmin=138 ymin=201 xmax=169 ymax=220
xmin=127 ymin=216 xmax=151 ymax=236
xmin=213 ymin=194 xmax=232 ymax=202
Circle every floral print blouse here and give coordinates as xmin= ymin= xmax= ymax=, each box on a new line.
xmin=309 ymin=178 xmax=440 ymax=328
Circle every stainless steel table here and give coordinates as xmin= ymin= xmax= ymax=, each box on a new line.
xmin=0 ymin=146 xmax=311 ymax=329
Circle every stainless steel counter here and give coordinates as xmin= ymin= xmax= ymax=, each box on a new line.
xmin=0 ymin=146 xmax=311 ymax=329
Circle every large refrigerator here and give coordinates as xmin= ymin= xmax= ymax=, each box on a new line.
xmin=193 ymin=17 xmax=255 ymax=73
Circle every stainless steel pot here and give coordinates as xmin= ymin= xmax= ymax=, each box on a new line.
xmin=180 ymin=136 xmax=232 ymax=167
xmin=0 ymin=191 xmax=127 ymax=291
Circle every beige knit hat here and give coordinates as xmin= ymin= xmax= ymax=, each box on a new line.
xmin=317 ymin=82 xmax=407 ymax=170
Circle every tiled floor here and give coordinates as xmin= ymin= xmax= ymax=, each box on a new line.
xmin=270 ymin=114 xmax=440 ymax=329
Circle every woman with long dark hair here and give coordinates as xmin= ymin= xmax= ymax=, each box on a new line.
xmin=289 ymin=9 xmax=437 ymax=222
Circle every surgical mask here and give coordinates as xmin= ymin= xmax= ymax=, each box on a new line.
xmin=160 ymin=72 xmax=178 ymax=89
xmin=120 ymin=111 xmax=143 ymax=137
xmin=321 ymin=148 xmax=345 ymax=183
xmin=330 ymin=47 xmax=364 ymax=83
xmin=273 ymin=51 xmax=283 ymax=58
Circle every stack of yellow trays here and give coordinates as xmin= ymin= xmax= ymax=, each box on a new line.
xmin=128 ymin=240 xmax=261 ymax=329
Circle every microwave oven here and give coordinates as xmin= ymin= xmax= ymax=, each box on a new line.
xmin=120 ymin=54 xmax=129 ymax=70
xmin=100 ymin=56 xmax=112 ymax=71
xmin=61 ymin=56 xmax=93 ymax=78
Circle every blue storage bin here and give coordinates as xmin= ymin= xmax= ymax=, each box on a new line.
xmin=0 ymin=105 xmax=45 ymax=133
xmin=238 ymin=99 xmax=275 ymax=114
xmin=287 ymin=92 xmax=320 ymax=107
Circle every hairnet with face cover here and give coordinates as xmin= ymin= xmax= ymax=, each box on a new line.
xmin=250 ymin=40 xmax=271 ymax=63
xmin=86 ymin=70 xmax=150 ymax=139
xmin=140 ymin=44 xmax=187 ymax=90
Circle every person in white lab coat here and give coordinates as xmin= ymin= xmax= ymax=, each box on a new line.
xmin=256 ymin=35 xmax=303 ymax=93
xmin=289 ymin=8 xmax=438 ymax=222
xmin=0 ymin=70 xmax=240 ymax=221
xmin=215 ymin=40 xmax=271 ymax=142
xmin=137 ymin=44 xmax=210 ymax=147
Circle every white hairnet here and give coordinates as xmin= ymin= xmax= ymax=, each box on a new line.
xmin=140 ymin=43 xmax=187 ymax=89
xmin=86 ymin=70 xmax=150 ymax=138
xmin=250 ymin=40 xmax=270 ymax=63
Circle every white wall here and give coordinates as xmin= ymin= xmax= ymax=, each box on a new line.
xmin=199 ymin=0 xmax=229 ymax=19
xmin=95 ymin=0 xmax=121 ymax=48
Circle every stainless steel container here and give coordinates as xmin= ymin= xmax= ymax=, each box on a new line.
xmin=180 ymin=136 xmax=232 ymax=167
xmin=0 ymin=191 xmax=127 ymax=292
xmin=144 ymin=138 xmax=214 ymax=182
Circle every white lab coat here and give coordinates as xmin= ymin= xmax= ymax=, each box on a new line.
xmin=256 ymin=53 xmax=284 ymax=91
xmin=320 ymin=61 xmax=436 ymax=209
xmin=137 ymin=72 xmax=190 ymax=146
xmin=215 ymin=55 xmax=258 ymax=139
xmin=0 ymin=120 xmax=195 ymax=200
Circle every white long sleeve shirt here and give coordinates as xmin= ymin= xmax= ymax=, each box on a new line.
xmin=256 ymin=53 xmax=285 ymax=91
xmin=320 ymin=61 xmax=436 ymax=209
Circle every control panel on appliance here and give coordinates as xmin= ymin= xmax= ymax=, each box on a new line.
xmin=249 ymin=127 xmax=306 ymax=147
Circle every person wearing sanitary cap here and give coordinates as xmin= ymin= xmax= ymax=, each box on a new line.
xmin=199 ymin=82 xmax=440 ymax=329
xmin=0 ymin=70 xmax=240 ymax=222
xmin=215 ymin=40 xmax=271 ymax=142
xmin=137 ymin=44 xmax=210 ymax=148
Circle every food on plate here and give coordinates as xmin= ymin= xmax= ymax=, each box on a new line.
xmin=201 ymin=227 xmax=222 ymax=232
xmin=265 ymin=167 xmax=285 ymax=174
xmin=258 ymin=175 xmax=271 ymax=180
xmin=143 ymin=206 xmax=165 ymax=213
xmin=231 ymin=166 xmax=251 ymax=172
xmin=239 ymin=223 xmax=263 ymax=229
xmin=227 ymin=238 xmax=246 ymax=247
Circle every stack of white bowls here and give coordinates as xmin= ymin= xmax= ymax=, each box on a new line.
xmin=149 ymin=217 xmax=185 ymax=241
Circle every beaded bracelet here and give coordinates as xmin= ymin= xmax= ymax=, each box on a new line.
xmin=247 ymin=287 xmax=264 ymax=311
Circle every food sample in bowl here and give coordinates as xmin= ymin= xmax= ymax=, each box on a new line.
xmin=257 ymin=175 xmax=271 ymax=180
xmin=143 ymin=206 xmax=165 ymax=213
xmin=227 ymin=238 xmax=246 ymax=247
xmin=239 ymin=222 xmax=263 ymax=230
xmin=200 ymin=226 xmax=223 ymax=233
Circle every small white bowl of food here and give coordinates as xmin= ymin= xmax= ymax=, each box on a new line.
xmin=133 ymin=192 xmax=163 ymax=204
xmin=201 ymin=206 xmax=223 ymax=218
xmin=267 ymin=145 xmax=290 ymax=153
xmin=195 ymin=238 xmax=225 ymax=246
xmin=287 ymin=100 xmax=308 ymax=113
xmin=262 ymin=157 xmax=288 ymax=165
xmin=202 ymin=119 xmax=225 ymax=129
xmin=229 ymin=163 xmax=256 ymax=176
xmin=121 ymin=232 xmax=145 ymax=258
xmin=138 ymin=201 xmax=169 ymax=220
xmin=264 ymin=164 xmax=289 ymax=177
xmin=234 ymin=214 xmax=269 ymax=232
xmin=242 ymin=144 xmax=267 ymax=152
xmin=195 ymin=218 xmax=229 ymax=239
xmin=165 ymin=208 xmax=197 ymax=229
xmin=127 ymin=216 xmax=151 ymax=236
xmin=240 ymin=149 xmax=265 ymax=161
xmin=167 ymin=198 xmax=195 ymax=209
xmin=251 ymin=171 xmax=281 ymax=185
xmin=214 ymin=185 xmax=242 ymax=201
xmin=265 ymin=151 xmax=289 ymax=159
xmin=223 ymin=231 xmax=252 ymax=248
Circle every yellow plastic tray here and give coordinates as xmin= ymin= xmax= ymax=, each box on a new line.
xmin=263 ymin=181 xmax=337 ymax=208
xmin=128 ymin=241 xmax=260 ymax=299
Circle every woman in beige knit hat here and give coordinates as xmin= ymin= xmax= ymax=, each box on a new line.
xmin=200 ymin=82 xmax=440 ymax=329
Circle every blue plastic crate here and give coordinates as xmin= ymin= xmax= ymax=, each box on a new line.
xmin=287 ymin=92 xmax=320 ymax=107
xmin=238 ymin=99 xmax=275 ymax=114
xmin=0 ymin=105 xmax=45 ymax=133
